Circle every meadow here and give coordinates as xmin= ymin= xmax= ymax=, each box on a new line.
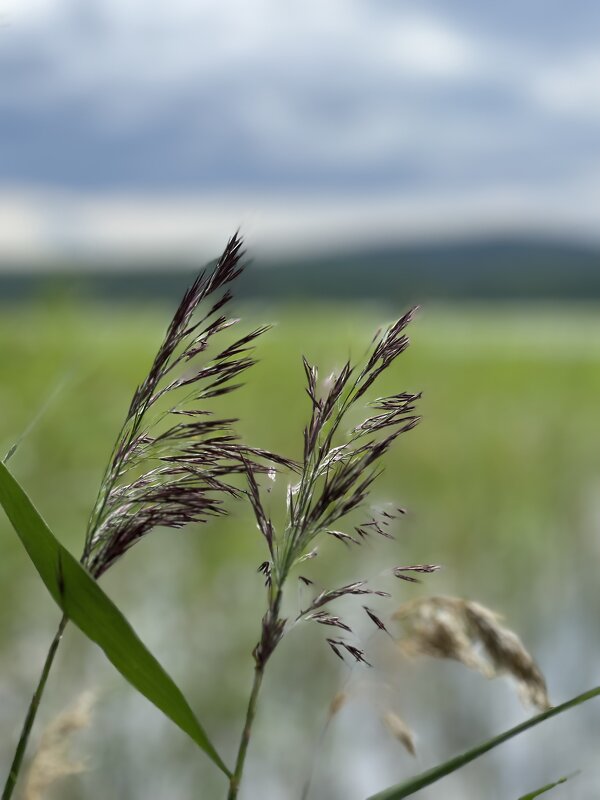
xmin=1 ymin=300 xmax=599 ymax=799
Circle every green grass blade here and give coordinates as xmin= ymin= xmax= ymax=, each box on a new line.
xmin=367 ymin=689 xmax=600 ymax=800
xmin=518 ymin=773 xmax=575 ymax=799
xmin=0 ymin=460 xmax=230 ymax=777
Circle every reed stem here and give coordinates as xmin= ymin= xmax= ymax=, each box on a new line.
xmin=227 ymin=664 xmax=265 ymax=800
xmin=2 ymin=615 xmax=68 ymax=800
xmin=227 ymin=584 xmax=284 ymax=799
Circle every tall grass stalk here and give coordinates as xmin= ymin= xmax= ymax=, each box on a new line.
xmin=227 ymin=661 xmax=266 ymax=799
xmin=1 ymin=616 xmax=67 ymax=800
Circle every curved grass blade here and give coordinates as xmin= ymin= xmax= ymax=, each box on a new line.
xmin=518 ymin=772 xmax=576 ymax=799
xmin=367 ymin=688 xmax=600 ymax=800
xmin=0 ymin=460 xmax=230 ymax=777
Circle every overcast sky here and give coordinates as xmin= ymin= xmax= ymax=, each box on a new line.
xmin=1 ymin=0 xmax=599 ymax=261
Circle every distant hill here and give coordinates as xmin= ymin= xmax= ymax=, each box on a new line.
xmin=2 ymin=237 xmax=600 ymax=304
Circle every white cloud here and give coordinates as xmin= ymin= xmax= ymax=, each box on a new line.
xmin=531 ymin=52 xmax=600 ymax=118
xmin=384 ymin=14 xmax=478 ymax=79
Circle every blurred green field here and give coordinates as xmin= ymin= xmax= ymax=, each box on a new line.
xmin=1 ymin=301 xmax=600 ymax=799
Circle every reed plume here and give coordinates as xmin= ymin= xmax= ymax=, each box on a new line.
xmin=82 ymin=233 xmax=289 ymax=577
xmin=227 ymin=307 xmax=434 ymax=799
xmin=4 ymin=233 xmax=285 ymax=800
xmin=249 ymin=308 xmax=425 ymax=668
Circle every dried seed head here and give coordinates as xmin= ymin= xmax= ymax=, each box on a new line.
xmin=394 ymin=596 xmax=550 ymax=711
xmin=22 ymin=691 xmax=95 ymax=800
xmin=328 ymin=691 xmax=349 ymax=717
xmin=463 ymin=601 xmax=550 ymax=711
xmin=396 ymin=597 xmax=484 ymax=672
xmin=381 ymin=711 xmax=416 ymax=757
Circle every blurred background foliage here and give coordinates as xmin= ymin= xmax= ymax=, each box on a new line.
xmin=1 ymin=298 xmax=600 ymax=798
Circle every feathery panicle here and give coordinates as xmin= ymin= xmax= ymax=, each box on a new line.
xmin=280 ymin=309 xmax=421 ymax=578
xmin=81 ymin=234 xmax=285 ymax=578
xmin=394 ymin=596 xmax=550 ymax=711
xmin=227 ymin=308 xmax=432 ymax=798
xmin=288 ymin=313 xmax=427 ymax=659
xmin=246 ymin=307 xmax=433 ymax=671
xmin=22 ymin=691 xmax=95 ymax=800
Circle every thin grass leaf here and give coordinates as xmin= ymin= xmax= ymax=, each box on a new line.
xmin=0 ymin=460 xmax=230 ymax=777
xmin=518 ymin=773 xmax=576 ymax=799
xmin=2 ymin=372 xmax=72 ymax=465
xmin=366 ymin=686 xmax=600 ymax=800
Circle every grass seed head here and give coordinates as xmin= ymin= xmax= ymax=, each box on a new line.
xmin=22 ymin=691 xmax=95 ymax=800
xmin=81 ymin=234 xmax=289 ymax=578
xmin=394 ymin=595 xmax=550 ymax=711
